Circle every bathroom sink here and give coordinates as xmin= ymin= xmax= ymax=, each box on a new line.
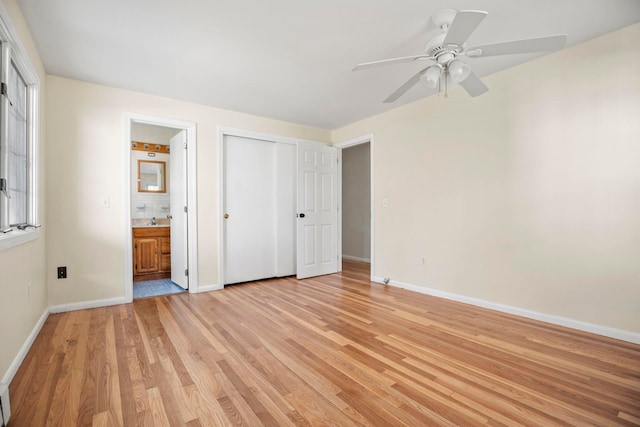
xmin=131 ymin=218 xmax=170 ymax=228
xmin=132 ymin=223 xmax=170 ymax=228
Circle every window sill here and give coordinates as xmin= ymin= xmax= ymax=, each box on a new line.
xmin=0 ymin=227 xmax=40 ymax=251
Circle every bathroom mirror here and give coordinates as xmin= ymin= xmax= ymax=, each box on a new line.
xmin=138 ymin=160 xmax=166 ymax=193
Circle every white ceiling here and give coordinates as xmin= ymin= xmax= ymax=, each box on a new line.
xmin=15 ymin=0 xmax=640 ymax=129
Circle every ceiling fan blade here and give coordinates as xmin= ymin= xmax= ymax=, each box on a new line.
xmin=443 ymin=10 xmax=488 ymax=47
xmin=459 ymin=71 xmax=489 ymax=97
xmin=383 ymin=67 xmax=430 ymax=103
xmin=467 ymin=35 xmax=567 ymax=57
xmin=353 ymin=54 xmax=432 ymax=71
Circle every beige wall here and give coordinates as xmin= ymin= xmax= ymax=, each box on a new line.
xmin=46 ymin=75 xmax=330 ymax=306
xmin=333 ymin=24 xmax=640 ymax=334
xmin=342 ymin=143 xmax=370 ymax=261
xmin=0 ymin=0 xmax=47 ymax=381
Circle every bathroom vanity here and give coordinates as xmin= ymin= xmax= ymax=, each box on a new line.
xmin=133 ymin=225 xmax=171 ymax=281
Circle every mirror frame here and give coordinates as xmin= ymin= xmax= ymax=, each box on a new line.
xmin=137 ymin=160 xmax=166 ymax=193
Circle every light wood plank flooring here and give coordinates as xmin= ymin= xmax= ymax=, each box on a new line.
xmin=9 ymin=260 xmax=640 ymax=426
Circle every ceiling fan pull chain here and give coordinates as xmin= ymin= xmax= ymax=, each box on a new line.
xmin=444 ymin=70 xmax=448 ymax=98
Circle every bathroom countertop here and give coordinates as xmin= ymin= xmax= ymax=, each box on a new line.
xmin=132 ymin=218 xmax=170 ymax=228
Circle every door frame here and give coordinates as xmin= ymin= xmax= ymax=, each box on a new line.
xmin=334 ymin=134 xmax=375 ymax=280
xmin=124 ymin=113 xmax=199 ymax=301
xmin=218 ymin=127 xmax=301 ymax=286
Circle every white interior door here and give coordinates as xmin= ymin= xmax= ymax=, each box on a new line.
xmin=296 ymin=141 xmax=338 ymax=279
xmin=170 ymin=130 xmax=188 ymax=289
xmin=224 ymin=135 xmax=278 ymax=284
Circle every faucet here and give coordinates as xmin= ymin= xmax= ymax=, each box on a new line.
xmin=150 ymin=216 xmax=157 ymax=225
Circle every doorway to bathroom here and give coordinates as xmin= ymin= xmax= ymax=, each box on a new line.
xmin=125 ymin=114 xmax=198 ymax=300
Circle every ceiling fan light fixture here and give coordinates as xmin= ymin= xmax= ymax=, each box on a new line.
xmin=420 ymin=64 xmax=443 ymax=88
xmin=448 ymin=59 xmax=471 ymax=83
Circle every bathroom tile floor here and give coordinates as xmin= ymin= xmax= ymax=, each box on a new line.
xmin=133 ymin=278 xmax=186 ymax=299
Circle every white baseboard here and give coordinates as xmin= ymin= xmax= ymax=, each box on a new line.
xmin=372 ymin=276 xmax=640 ymax=345
xmin=342 ymin=255 xmax=371 ymax=263
xmin=0 ymin=380 xmax=10 ymax=425
xmin=49 ymin=296 xmax=128 ymax=314
xmin=2 ymin=308 xmax=49 ymax=386
xmin=194 ymin=283 xmax=223 ymax=293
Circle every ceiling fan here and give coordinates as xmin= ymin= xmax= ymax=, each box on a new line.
xmin=353 ymin=9 xmax=567 ymax=102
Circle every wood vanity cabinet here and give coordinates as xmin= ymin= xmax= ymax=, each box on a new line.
xmin=133 ymin=227 xmax=171 ymax=281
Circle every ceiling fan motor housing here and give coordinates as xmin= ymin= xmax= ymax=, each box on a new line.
xmin=425 ymin=28 xmax=463 ymax=66
xmin=436 ymin=52 xmax=455 ymax=64
xmin=425 ymin=32 xmax=447 ymax=56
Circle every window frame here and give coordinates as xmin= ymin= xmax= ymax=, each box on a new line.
xmin=0 ymin=6 xmax=40 ymax=251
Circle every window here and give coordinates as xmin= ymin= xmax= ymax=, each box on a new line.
xmin=0 ymin=10 xmax=40 ymax=250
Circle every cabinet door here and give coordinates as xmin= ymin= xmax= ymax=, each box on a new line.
xmin=159 ymin=236 xmax=171 ymax=272
xmin=160 ymin=254 xmax=171 ymax=272
xmin=135 ymin=237 xmax=159 ymax=273
xmin=159 ymin=237 xmax=171 ymax=255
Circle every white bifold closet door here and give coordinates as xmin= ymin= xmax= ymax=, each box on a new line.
xmin=223 ymin=135 xmax=296 ymax=285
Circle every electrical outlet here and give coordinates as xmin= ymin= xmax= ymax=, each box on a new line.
xmin=57 ymin=266 xmax=67 ymax=279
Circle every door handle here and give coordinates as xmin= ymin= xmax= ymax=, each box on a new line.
xmin=297 ymin=213 xmax=305 ymax=218
xmin=224 ymin=213 xmax=230 ymax=219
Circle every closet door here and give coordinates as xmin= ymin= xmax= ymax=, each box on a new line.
xmin=223 ymin=136 xmax=278 ymax=284
xmin=276 ymin=143 xmax=296 ymax=276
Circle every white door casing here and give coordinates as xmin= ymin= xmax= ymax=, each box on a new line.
xmin=125 ymin=113 xmax=199 ymax=302
xmin=296 ymin=141 xmax=339 ymax=279
xmin=170 ymin=130 xmax=188 ymax=289
xmin=335 ymin=133 xmax=375 ymax=280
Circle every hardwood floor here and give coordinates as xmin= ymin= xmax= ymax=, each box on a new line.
xmin=9 ymin=260 xmax=640 ymax=426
